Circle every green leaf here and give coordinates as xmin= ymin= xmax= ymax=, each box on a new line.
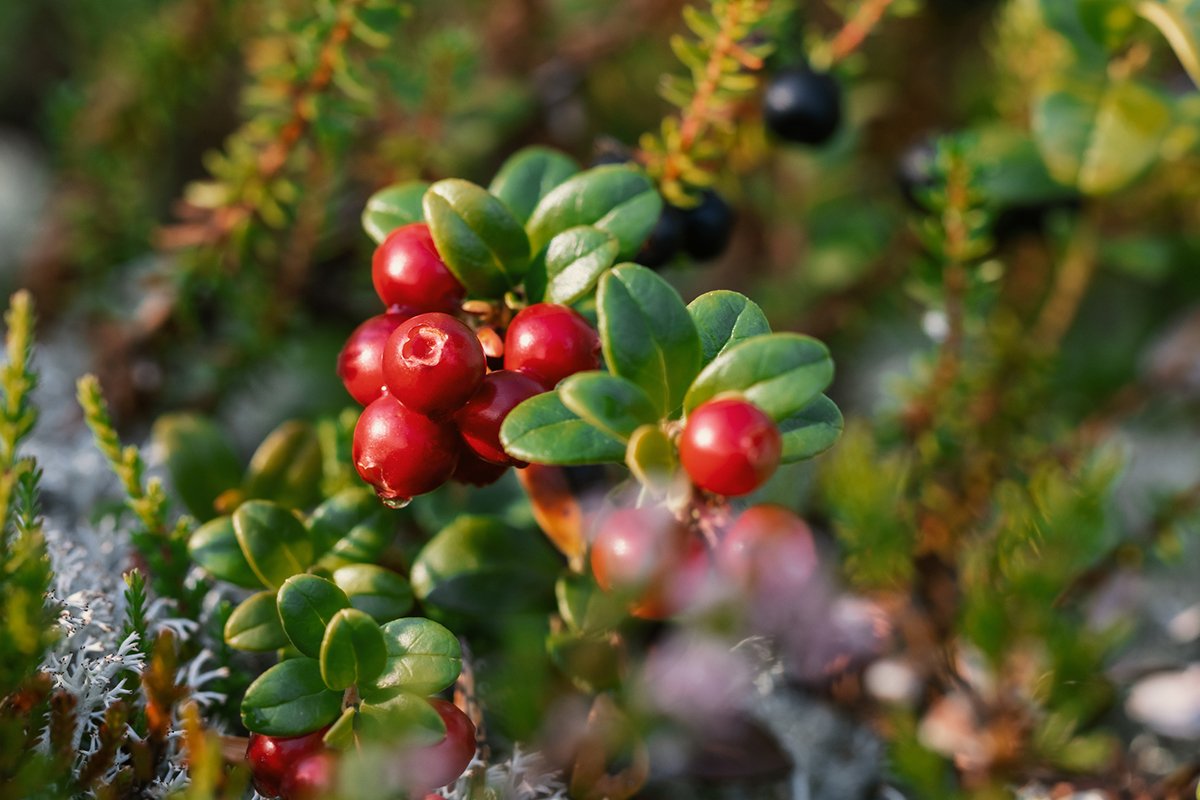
xmin=684 ymin=333 xmax=834 ymax=421
xmin=625 ymin=424 xmax=678 ymax=493
xmin=539 ymin=226 xmax=620 ymax=306
xmin=499 ymin=392 xmax=627 ymax=466
xmin=358 ymin=693 xmax=445 ymax=746
xmin=1139 ymin=1 xmax=1200 ymax=89
xmin=558 ymin=372 xmax=660 ymax=442
xmin=309 ymin=488 xmax=393 ymax=568
xmin=597 ymin=264 xmax=701 ymax=416
xmin=487 ymin=147 xmax=580 ymax=224
xmin=686 ymin=290 xmax=771 ymax=366
xmin=240 ymin=659 xmax=343 ymax=736
xmin=320 ymin=608 xmax=387 ymax=691
xmin=152 ymin=414 xmax=241 ymax=522
xmin=779 ymin=394 xmax=844 ymax=463
xmin=526 ymin=166 xmax=663 ymax=259
xmin=232 ymin=501 xmax=314 ymax=589
xmin=423 ymin=179 xmax=531 ymax=297
xmin=332 ymin=564 xmax=414 ymax=623
xmin=362 ymin=181 xmax=430 ymax=244
xmin=546 ymin=630 xmax=622 ymax=693
xmin=243 ymin=421 xmax=323 ymax=510
xmin=556 ymin=572 xmax=626 ymax=635
xmin=370 ymin=617 xmax=462 ymax=697
xmin=411 ymin=516 xmax=562 ymax=620
xmin=224 ymin=590 xmax=287 ymax=651
xmin=188 ymin=516 xmax=261 ymax=588
xmin=277 ymin=574 xmax=351 ymax=657
xmin=323 ymin=707 xmax=357 ymax=750
xmin=1032 ymin=71 xmax=1172 ymax=195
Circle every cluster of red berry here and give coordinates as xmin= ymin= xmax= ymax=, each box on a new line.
xmin=246 ymin=699 xmax=475 ymax=800
xmin=338 ymin=222 xmax=602 ymax=503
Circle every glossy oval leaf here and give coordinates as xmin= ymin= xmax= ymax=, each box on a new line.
xmin=625 ymin=424 xmax=679 ymax=494
xmin=684 ymin=333 xmax=834 ymax=422
xmin=597 ymin=264 xmax=701 ymax=416
xmin=362 ymin=181 xmax=430 ymax=244
xmin=323 ymin=707 xmax=357 ymax=750
xmin=488 ymin=147 xmax=580 ymax=224
xmin=370 ymin=617 xmax=462 ymax=697
xmin=224 ymin=590 xmax=287 ymax=651
xmin=232 ymin=501 xmax=314 ymax=589
xmin=320 ymin=608 xmax=387 ymax=691
xmin=779 ymin=394 xmax=844 ymax=463
xmin=188 ymin=515 xmax=262 ymax=589
xmin=358 ymin=692 xmax=446 ymax=746
xmin=423 ymin=179 xmax=531 ymax=297
xmin=332 ymin=564 xmax=414 ymax=623
xmin=556 ymin=572 xmax=627 ymax=635
xmin=1032 ymin=72 xmax=1172 ymax=196
xmin=240 ymin=658 xmax=343 ymax=736
xmin=687 ymin=290 xmax=771 ymax=366
xmin=500 ymin=392 xmax=627 ymax=466
xmin=542 ymin=226 xmax=620 ymax=306
xmin=277 ymin=574 xmax=351 ymax=657
xmin=152 ymin=414 xmax=242 ymax=522
xmin=410 ymin=516 xmax=562 ymax=620
xmin=559 ymin=372 xmax=660 ymax=442
xmin=526 ymin=165 xmax=662 ymax=259
xmin=308 ymin=487 xmax=393 ymax=566
xmin=243 ymin=420 xmax=323 ymax=511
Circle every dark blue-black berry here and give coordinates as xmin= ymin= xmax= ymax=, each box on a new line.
xmin=637 ymin=204 xmax=686 ymax=268
xmin=682 ymin=189 xmax=736 ymax=261
xmin=763 ymin=68 xmax=842 ymax=146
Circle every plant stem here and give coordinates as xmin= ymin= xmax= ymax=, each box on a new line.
xmin=827 ymin=0 xmax=897 ymax=64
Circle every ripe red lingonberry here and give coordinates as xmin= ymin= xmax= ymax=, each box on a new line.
xmin=454 ymin=370 xmax=543 ymax=466
xmin=279 ymin=750 xmax=338 ymax=800
xmin=353 ymin=394 xmax=460 ymax=502
xmin=245 ymin=728 xmax=328 ymax=799
xmin=401 ymin=699 xmax=477 ymax=794
xmin=679 ymin=397 xmax=781 ymax=497
xmin=372 ymin=223 xmax=465 ymax=313
xmin=719 ymin=504 xmax=818 ymax=594
xmin=383 ymin=313 xmax=486 ymax=417
xmin=503 ymin=303 xmax=600 ymax=389
xmin=337 ymin=310 xmax=413 ymax=406
xmin=452 ymin=450 xmax=509 ymax=487
xmin=590 ymin=507 xmax=707 ymax=619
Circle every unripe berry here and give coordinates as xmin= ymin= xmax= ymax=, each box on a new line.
xmin=336 ymin=310 xmax=412 ymax=406
xmin=679 ymin=397 xmax=781 ymax=497
xmin=719 ymin=504 xmax=818 ymax=594
xmin=383 ymin=313 xmax=486 ymax=417
xmin=590 ymin=507 xmax=707 ymax=619
xmin=763 ymin=68 xmax=842 ymax=146
xmin=353 ymin=394 xmax=460 ymax=502
xmin=372 ymin=223 xmax=465 ymax=313
xmin=504 ymin=303 xmax=601 ymax=389
xmin=279 ymin=750 xmax=338 ymax=800
xmin=245 ymin=728 xmax=328 ymax=799
xmin=454 ymin=370 xmax=543 ymax=466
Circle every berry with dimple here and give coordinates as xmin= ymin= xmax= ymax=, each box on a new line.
xmin=245 ymin=728 xmax=328 ymax=799
xmin=383 ymin=312 xmax=486 ymax=417
xmin=353 ymin=394 xmax=460 ymax=502
xmin=763 ymin=68 xmax=842 ymax=146
xmin=590 ymin=507 xmax=707 ymax=619
xmin=454 ymin=370 xmax=543 ymax=466
xmin=337 ymin=310 xmax=413 ymax=406
xmin=681 ymin=189 xmax=735 ymax=262
xmin=279 ymin=750 xmax=338 ymax=800
xmin=719 ymin=504 xmax=818 ymax=595
xmin=679 ymin=397 xmax=781 ymax=497
xmin=400 ymin=699 xmax=477 ymax=794
xmin=503 ymin=303 xmax=601 ymax=389
xmin=372 ymin=223 xmax=465 ymax=313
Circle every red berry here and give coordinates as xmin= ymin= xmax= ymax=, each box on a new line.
xmin=679 ymin=397 xmax=781 ymax=497
xmin=353 ymin=394 xmax=460 ymax=501
xmin=503 ymin=303 xmax=600 ymax=389
xmin=454 ymin=370 xmax=543 ymax=466
xmin=336 ymin=311 xmax=413 ymax=406
xmin=245 ymin=728 xmax=327 ymax=799
xmin=383 ymin=313 xmax=486 ymax=417
xmin=719 ymin=504 xmax=817 ymax=595
xmin=372 ymin=223 xmax=465 ymax=313
xmin=279 ymin=750 xmax=338 ymax=800
xmin=403 ymin=699 xmax=476 ymax=794
xmin=590 ymin=508 xmax=706 ymax=619
xmin=451 ymin=451 xmax=510 ymax=487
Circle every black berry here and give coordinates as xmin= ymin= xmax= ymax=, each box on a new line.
xmin=763 ymin=68 xmax=842 ymax=146
xmin=637 ymin=204 xmax=686 ymax=268
xmin=682 ymin=189 xmax=735 ymax=261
